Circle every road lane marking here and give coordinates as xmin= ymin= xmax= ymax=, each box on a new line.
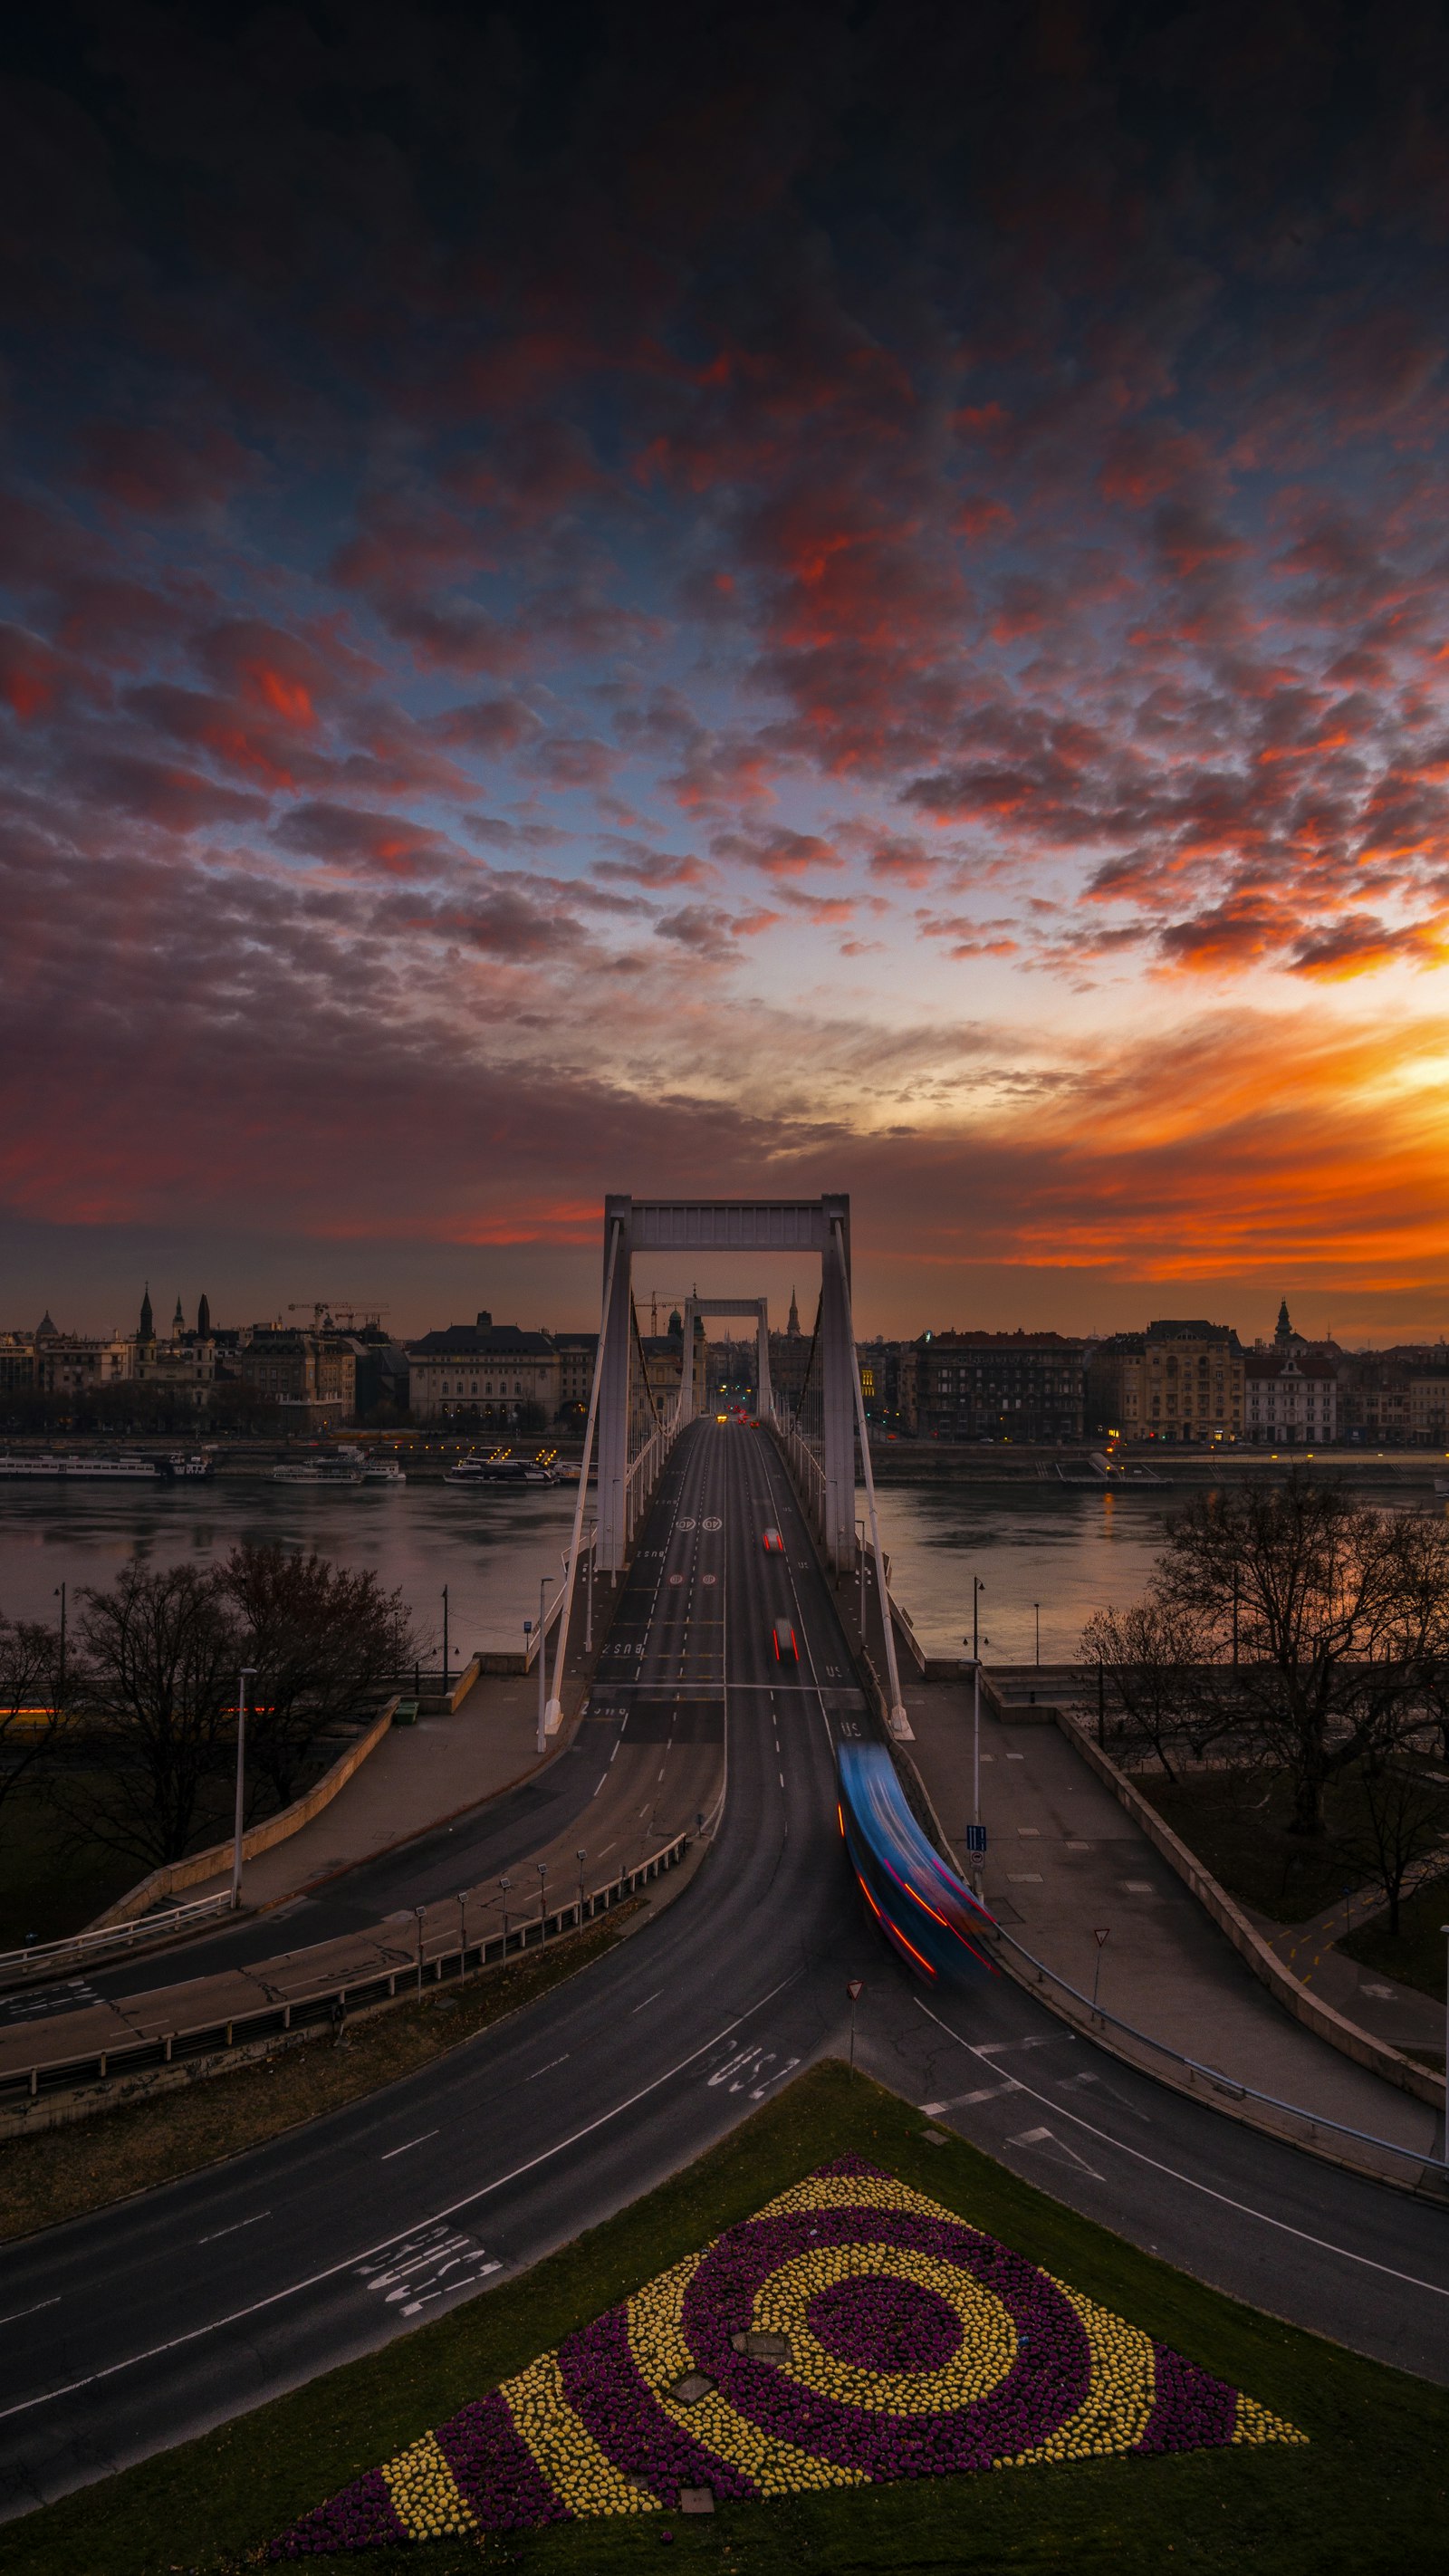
xmin=0 ymin=2298 xmax=60 ymax=2328
xmin=380 ymin=2131 xmax=438 ymax=2160
xmin=1009 ymin=2124 xmax=1104 ymax=2180
xmin=197 ymin=2211 xmax=271 ymax=2244
xmin=526 ymin=2055 xmax=570 ymax=2080
xmin=630 ymin=1992 xmax=661 ymax=2013
xmin=913 ymin=1996 xmax=1449 ymax=2300
xmin=920 ymin=2085 xmax=1021 ymax=2111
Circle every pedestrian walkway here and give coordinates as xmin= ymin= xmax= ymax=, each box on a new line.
xmin=185 ymin=1665 xmax=559 ymax=1913
xmin=1262 ymin=1887 xmax=1444 ymax=2065
xmin=901 ymin=1672 xmax=1442 ymax=2164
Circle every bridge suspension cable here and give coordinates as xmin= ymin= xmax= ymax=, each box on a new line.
xmin=543 ymin=1216 xmax=623 ymax=1735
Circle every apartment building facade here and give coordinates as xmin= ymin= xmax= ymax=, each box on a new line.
xmin=407 ymin=1315 xmax=558 ymax=1425
xmin=911 ymin=1330 xmax=1086 ymax=1441
xmin=1088 ymin=1319 xmax=1244 ymax=1443
xmin=1244 ymin=1348 xmax=1338 ymax=1444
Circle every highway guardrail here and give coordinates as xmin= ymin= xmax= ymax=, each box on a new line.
xmin=0 ymin=1890 xmax=235 ymax=1991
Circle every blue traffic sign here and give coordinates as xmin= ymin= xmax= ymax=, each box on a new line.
xmin=965 ymin=1825 xmax=987 ymax=1856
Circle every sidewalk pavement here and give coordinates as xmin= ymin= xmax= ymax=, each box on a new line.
xmin=1262 ymin=1889 xmax=1445 ymax=2066
xmin=900 ymin=1672 xmax=1442 ymax=2164
xmin=186 ymin=1664 xmax=557 ymax=1912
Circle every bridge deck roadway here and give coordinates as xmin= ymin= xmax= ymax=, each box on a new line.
xmin=0 ymin=1425 xmax=1447 ymax=2530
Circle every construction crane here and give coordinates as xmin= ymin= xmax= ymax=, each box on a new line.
xmin=287 ymin=1302 xmax=392 ymax=1331
xmin=646 ymin=1287 xmax=693 ymax=1335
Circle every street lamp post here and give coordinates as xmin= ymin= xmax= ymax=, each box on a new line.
xmin=1092 ymin=1927 xmax=1110 ymax=2014
xmin=972 ymin=1574 xmax=984 ymax=1661
xmin=856 ymin=1517 xmax=867 ymax=1639
xmin=972 ymin=1658 xmax=981 ymax=1837
xmin=1033 ymin=1600 xmax=1041 ymax=1668
xmin=537 ymin=1575 xmax=549 ymax=1754
xmin=537 ymin=1860 xmax=549 ymax=1944
xmin=499 ymin=1876 xmax=513 ymax=1954
xmin=577 ymin=1846 xmax=587 ymax=1922
xmin=415 ymin=1904 xmax=427 ymax=1998
xmin=585 ymin=1526 xmax=595 ymax=1652
xmin=442 ymin=1583 xmax=449 ymax=1682
xmin=53 ymin=1582 xmax=66 ymax=1704
xmin=961 ymin=1640 xmax=983 ymax=1896
xmin=1441 ymin=1922 xmax=1449 ymax=2164
xmin=231 ymin=1666 xmax=256 ymax=1911
xmin=457 ymin=1890 xmax=468 ymax=1980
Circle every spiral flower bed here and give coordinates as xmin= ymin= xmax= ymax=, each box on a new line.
xmin=271 ymin=2156 xmax=1304 ymax=2554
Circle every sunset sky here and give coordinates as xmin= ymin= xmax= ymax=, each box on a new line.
xmin=5 ymin=2 xmax=1449 ymax=1342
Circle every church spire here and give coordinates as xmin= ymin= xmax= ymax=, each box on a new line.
xmin=1274 ymin=1298 xmax=1293 ymax=1344
xmin=787 ymin=1283 xmax=801 ymax=1337
xmin=139 ymin=1281 xmax=153 ymax=1341
xmin=197 ymin=1291 xmax=211 ymax=1339
xmin=172 ymin=1292 xmax=185 ymax=1341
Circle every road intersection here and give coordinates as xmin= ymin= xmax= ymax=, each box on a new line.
xmin=1 ymin=1422 xmax=1446 ymax=2525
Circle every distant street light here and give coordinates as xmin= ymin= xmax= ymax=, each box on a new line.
xmin=231 ymin=1667 xmax=257 ymax=1911
xmin=537 ymin=1860 xmax=549 ymax=1944
xmin=414 ymin=1903 xmax=427 ymax=1998
xmin=499 ymin=1876 xmax=513 ymax=1954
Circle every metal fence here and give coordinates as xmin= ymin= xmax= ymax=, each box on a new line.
xmin=2 ymin=1830 xmax=691 ymax=2109
xmin=991 ymin=1918 xmax=1445 ymax=2183
xmin=0 ymin=1889 xmax=235 ymax=1991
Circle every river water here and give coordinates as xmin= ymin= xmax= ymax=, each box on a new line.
xmin=0 ymin=1460 xmax=1437 ymax=1667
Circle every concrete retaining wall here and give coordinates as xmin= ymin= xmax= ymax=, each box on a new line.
xmin=88 ymin=1695 xmax=400 ymax=1929
xmin=1059 ymin=1713 xmax=1445 ymax=2114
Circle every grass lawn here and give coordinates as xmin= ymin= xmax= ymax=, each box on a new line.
xmin=0 ymin=1901 xmax=642 ymax=2241
xmin=1133 ymin=1768 xmax=1401 ymax=1924
xmin=7 ymin=2060 xmax=1445 ymax=2576
xmin=1340 ymin=1868 xmax=1449 ymax=2005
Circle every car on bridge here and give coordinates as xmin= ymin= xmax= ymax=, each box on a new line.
xmin=772 ymin=1620 xmax=798 ymax=1663
xmin=762 ymin=1527 xmax=784 ymax=1552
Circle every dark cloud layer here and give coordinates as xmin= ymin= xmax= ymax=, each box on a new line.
xmin=4 ymin=2 xmax=1449 ymax=1307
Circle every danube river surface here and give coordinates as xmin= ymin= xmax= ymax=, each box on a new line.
xmin=0 ymin=1476 xmax=581 ymax=1659
xmin=0 ymin=1460 xmax=1439 ymax=1666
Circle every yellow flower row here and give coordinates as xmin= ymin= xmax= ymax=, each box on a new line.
xmin=381 ymin=2432 xmax=476 ymax=2542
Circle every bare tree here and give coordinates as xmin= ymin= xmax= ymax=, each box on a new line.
xmin=57 ymin=1565 xmax=239 ymax=1870
xmin=1157 ymin=1476 xmax=1449 ymax=1837
xmin=0 ymin=1612 xmax=63 ymax=1826
xmin=1079 ymin=1600 xmax=1218 ymax=1779
xmin=1338 ymin=1751 xmax=1449 ymax=1937
xmin=219 ymin=1544 xmax=416 ymax=1808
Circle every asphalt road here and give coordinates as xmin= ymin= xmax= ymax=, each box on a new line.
xmin=1 ymin=1424 xmax=1446 ymax=2527
xmin=0 ymin=1447 xmax=716 ymax=2028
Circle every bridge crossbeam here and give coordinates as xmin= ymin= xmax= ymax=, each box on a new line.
xmin=596 ymin=1195 xmax=853 ymax=1572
